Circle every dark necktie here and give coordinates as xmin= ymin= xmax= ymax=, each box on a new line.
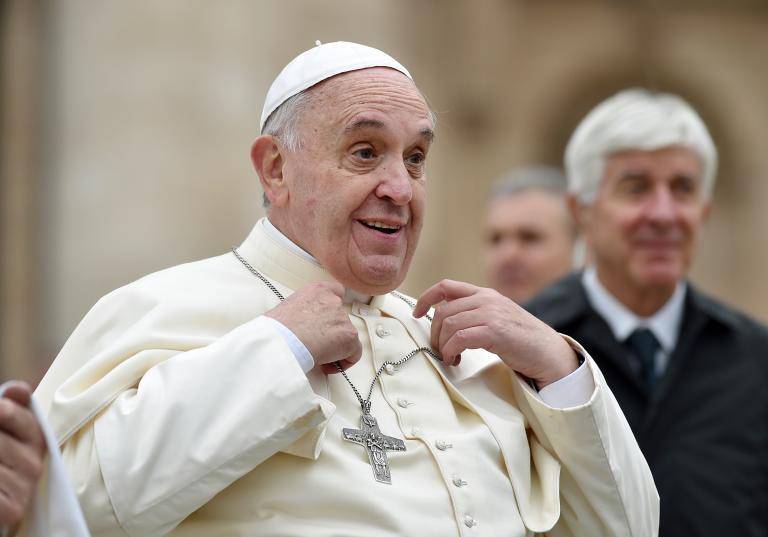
xmin=625 ymin=328 xmax=660 ymax=393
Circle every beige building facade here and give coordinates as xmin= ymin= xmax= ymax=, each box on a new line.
xmin=2 ymin=0 xmax=767 ymax=381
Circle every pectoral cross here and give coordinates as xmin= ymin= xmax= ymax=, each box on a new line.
xmin=342 ymin=413 xmax=406 ymax=484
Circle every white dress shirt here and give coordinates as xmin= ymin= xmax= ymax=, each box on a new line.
xmin=582 ymin=266 xmax=686 ymax=375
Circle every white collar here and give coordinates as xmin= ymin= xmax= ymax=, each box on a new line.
xmin=582 ymin=266 xmax=686 ymax=352
xmin=260 ymin=218 xmax=372 ymax=305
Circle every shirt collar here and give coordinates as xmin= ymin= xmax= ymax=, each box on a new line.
xmin=582 ymin=266 xmax=686 ymax=352
xmin=260 ymin=218 xmax=372 ymax=305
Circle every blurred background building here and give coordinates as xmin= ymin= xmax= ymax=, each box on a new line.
xmin=2 ymin=0 xmax=767 ymax=383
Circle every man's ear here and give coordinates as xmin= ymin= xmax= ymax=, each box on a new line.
xmin=567 ymin=193 xmax=587 ymax=231
xmin=251 ymin=135 xmax=289 ymax=208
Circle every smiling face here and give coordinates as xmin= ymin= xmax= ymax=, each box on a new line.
xmin=266 ymin=68 xmax=434 ymax=294
xmin=576 ymin=146 xmax=711 ymax=308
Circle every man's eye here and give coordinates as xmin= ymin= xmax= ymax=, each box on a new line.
xmin=406 ymin=152 xmax=425 ymax=166
xmin=520 ymin=231 xmax=543 ymax=244
xmin=353 ymin=148 xmax=375 ymax=159
xmin=671 ymin=177 xmax=697 ymax=196
xmin=619 ymin=179 xmax=649 ymax=196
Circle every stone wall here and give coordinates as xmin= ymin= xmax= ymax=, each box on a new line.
xmin=2 ymin=0 xmax=767 ymax=381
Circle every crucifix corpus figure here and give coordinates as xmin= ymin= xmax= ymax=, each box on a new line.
xmin=343 ymin=413 xmax=406 ymax=484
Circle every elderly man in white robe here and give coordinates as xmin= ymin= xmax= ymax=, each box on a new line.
xmin=34 ymin=42 xmax=658 ymax=536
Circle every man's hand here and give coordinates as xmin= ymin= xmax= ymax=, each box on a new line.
xmin=413 ymin=279 xmax=579 ymax=388
xmin=265 ymin=282 xmax=362 ymax=374
xmin=0 ymin=381 xmax=46 ymax=526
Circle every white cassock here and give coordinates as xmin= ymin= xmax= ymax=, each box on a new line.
xmin=33 ymin=219 xmax=659 ymax=536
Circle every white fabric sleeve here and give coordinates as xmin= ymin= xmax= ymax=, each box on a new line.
xmin=260 ymin=316 xmax=315 ymax=373
xmin=512 ymin=339 xmax=659 ymax=537
xmin=536 ymin=360 xmax=595 ymax=409
xmin=63 ymin=315 xmax=331 ymax=537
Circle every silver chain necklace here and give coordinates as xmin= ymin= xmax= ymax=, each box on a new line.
xmin=231 ymin=247 xmax=440 ymax=484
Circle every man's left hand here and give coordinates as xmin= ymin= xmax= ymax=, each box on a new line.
xmin=413 ymin=279 xmax=579 ymax=388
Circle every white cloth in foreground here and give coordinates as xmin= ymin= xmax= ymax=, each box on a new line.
xmin=0 ymin=382 xmax=89 ymax=537
xmin=33 ymin=220 xmax=659 ymax=536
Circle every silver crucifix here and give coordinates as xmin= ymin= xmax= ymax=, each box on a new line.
xmin=342 ymin=413 xmax=406 ymax=484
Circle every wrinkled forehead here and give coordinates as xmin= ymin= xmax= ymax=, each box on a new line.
xmin=305 ymin=67 xmax=433 ymax=131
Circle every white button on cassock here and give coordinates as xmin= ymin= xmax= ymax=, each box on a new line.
xmin=397 ymin=398 xmax=411 ymax=408
xmin=435 ymin=440 xmax=452 ymax=451
xmin=464 ymin=515 xmax=478 ymax=528
xmin=375 ymin=325 xmax=390 ymax=338
xmin=452 ymin=476 xmax=468 ymax=487
xmin=384 ymin=364 xmax=397 ymax=375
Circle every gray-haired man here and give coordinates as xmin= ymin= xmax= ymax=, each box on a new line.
xmin=527 ymin=88 xmax=768 ymax=537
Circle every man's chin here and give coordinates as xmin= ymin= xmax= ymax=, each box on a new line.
xmin=635 ymin=263 xmax=685 ymax=288
xmin=350 ymin=256 xmax=408 ymax=294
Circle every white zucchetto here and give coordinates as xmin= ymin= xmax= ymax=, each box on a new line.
xmin=260 ymin=41 xmax=412 ymax=131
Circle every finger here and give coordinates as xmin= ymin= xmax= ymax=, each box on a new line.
xmin=441 ymin=325 xmax=495 ymax=361
xmin=442 ymin=354 xmax=463 ymax=367
xmin=321 ymin=363 xmax=341 ymax=375
xmin=1 ymin=382 xmax=32 ymax=408
xmin=347 ymin=338 xmax=363 ymax=365
xmin=0 ymin=463 xmax=30 ymax=525
xmin=322 ymin=281 xmax=345 ymax=299
xmin=0 ymin=433 xmax=44 ymax=481
xmin=0 ymin=399 xmax=45 ymax=451
xmin=413 ymin=279 xmax=479 ymax=317
xmin=430 ymin=295 xmax=483 ymax=350
xmin=321 ymin=357 xmax=357 ymax=375
xmin=438 ymin=309 xmax=488 ymax=357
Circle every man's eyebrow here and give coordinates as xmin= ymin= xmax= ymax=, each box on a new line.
xmin=342 ymin=118 xmax=436 ymax=144
xmin=619 ymin=170 xmax=649 ymax=180
xmin=420 ymin=128 xmax=435 ymax=143
xmin=344 ymin=118 xmax=385 ymax=134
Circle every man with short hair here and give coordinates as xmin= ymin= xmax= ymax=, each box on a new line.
xmin=526 ymin=88 xmax=768 ymax=537
xmin=34 ymin=43 xmax=657 ymax=536
xmin=485 ymin=166 xmax=577 ymax=303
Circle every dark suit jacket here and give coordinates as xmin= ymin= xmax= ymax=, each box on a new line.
xmin=526 ymin=273 xmax=768 ymax=537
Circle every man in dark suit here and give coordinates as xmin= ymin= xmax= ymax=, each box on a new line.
xmin=526 ymin=88 xmax=768 ymax=537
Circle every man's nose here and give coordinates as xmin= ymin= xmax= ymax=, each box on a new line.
xmin=645 ymin=186 xmax=677 ymax=223
xmin=499 ymin=239 xmax=522 ymax=263
xmin=375 ymin=161 xmax=413 ymax=205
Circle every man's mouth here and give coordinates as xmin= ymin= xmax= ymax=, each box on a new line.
xmin=358 ymin=220 xmax=403 ymax=235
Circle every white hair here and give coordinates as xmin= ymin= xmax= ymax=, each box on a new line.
xmin=259 ymin=91 xmax=316 ymax=207
xmin=565 ymin=88 xmax=718 ymax=204
xmin=261 ymin=90 xmax=315 ymax=152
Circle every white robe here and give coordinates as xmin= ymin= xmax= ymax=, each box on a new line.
xmin=34 ymin=220 xmax=659 ymax=536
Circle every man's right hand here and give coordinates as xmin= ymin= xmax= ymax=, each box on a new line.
xmin=0 ymin=381 xmax=46 ymax=526
xmin=265 ymin=282 xmax=362 ymax=374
